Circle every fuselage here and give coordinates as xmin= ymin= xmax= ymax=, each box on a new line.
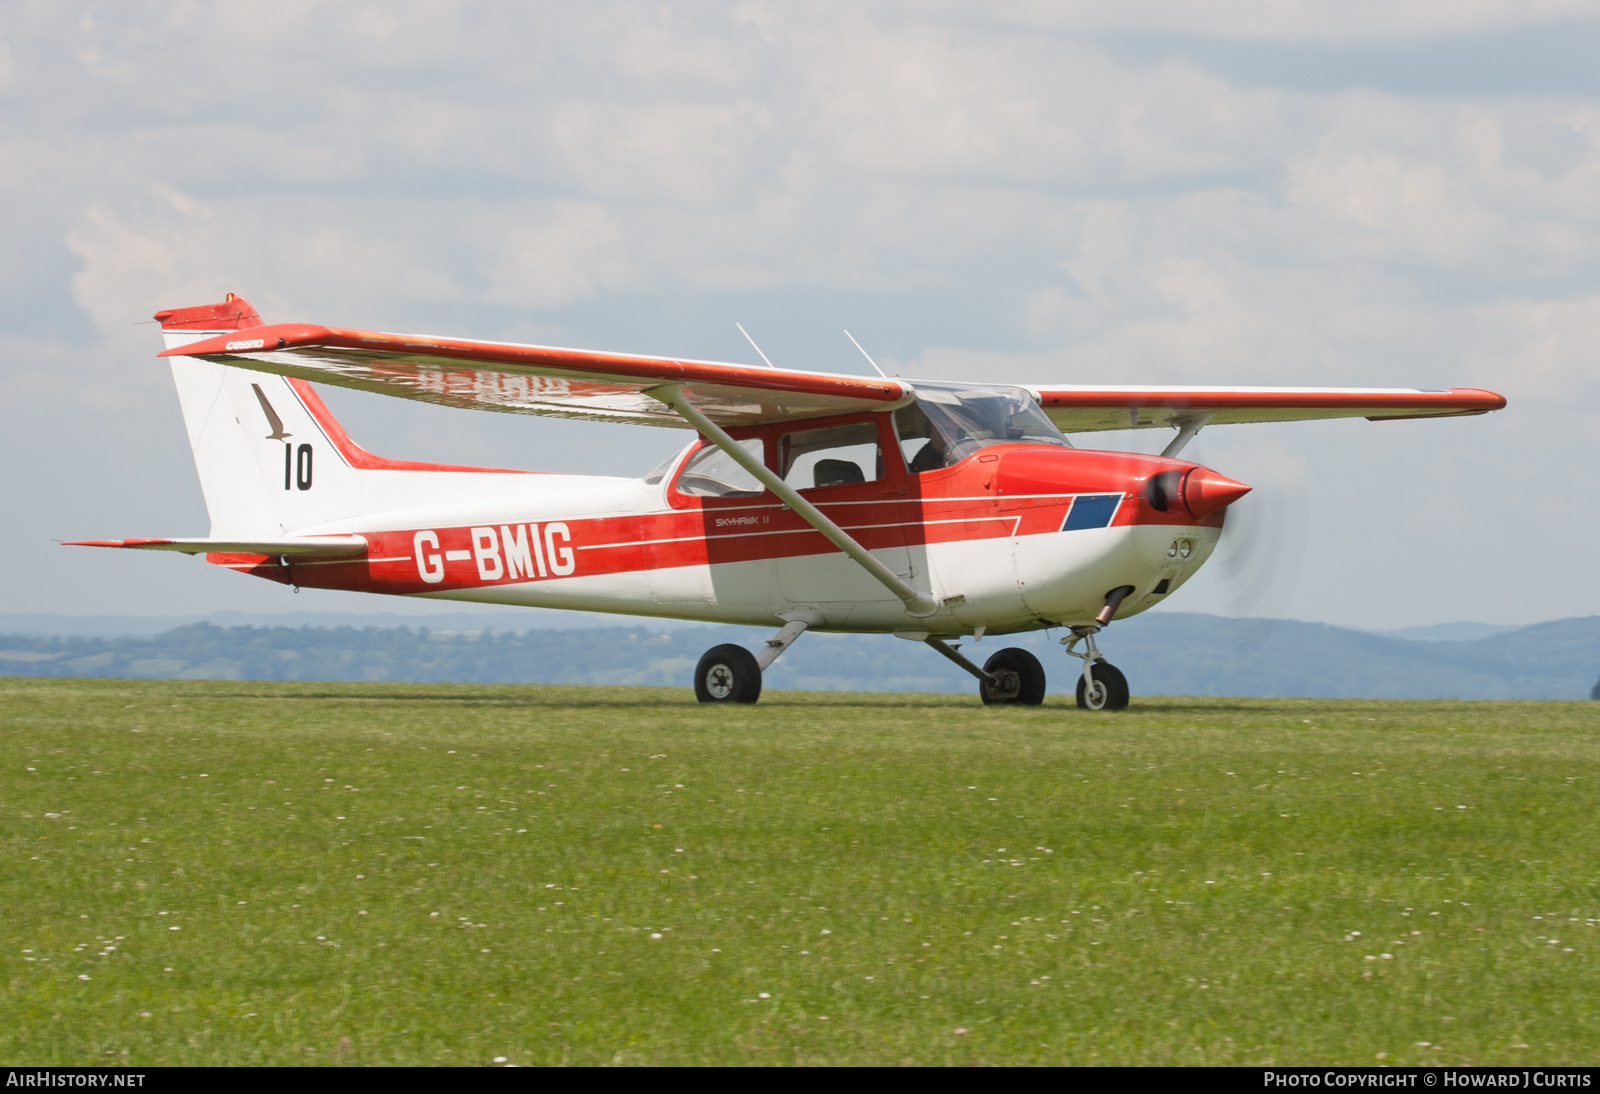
xmin=211 ymin=406 xmax=1235 ymax=637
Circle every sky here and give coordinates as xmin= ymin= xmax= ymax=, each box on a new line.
xmin=4 ymin=1 xmax=1600 ymax=629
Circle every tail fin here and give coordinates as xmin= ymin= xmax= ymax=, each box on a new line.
xmin=158 ymin=295 xmax=530 ymax=539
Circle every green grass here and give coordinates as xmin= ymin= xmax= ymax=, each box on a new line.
xmin=2 ymin=679 xmax=1598 ymax=1066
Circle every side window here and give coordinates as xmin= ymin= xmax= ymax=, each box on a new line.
xmin=895 ymin=403 xmax=946 ymax=473
xmin=674 ymin=438 xmax=765 ymax=497
xmin=779 ymin=422 xmax=882 ymax=490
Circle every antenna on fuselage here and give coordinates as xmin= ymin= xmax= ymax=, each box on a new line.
xmin=843 ymin=329 xmax=890 ymax=378
xmin=736 ymin=323 xmax=777 ymax=369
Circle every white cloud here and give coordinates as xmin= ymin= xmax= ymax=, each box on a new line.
xmin=481 ymin=201 xmax=633 ymax=308
xmin=976 ymin=0 xmax=1599 ymax=41
xmin=547 ymin=99 xmax=775 ymax=204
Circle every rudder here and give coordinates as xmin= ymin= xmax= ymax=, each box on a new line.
xmin=160 ymin=295 xmax=362 ymax=538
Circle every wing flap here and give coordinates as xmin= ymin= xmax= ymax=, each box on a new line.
xmin=1029 ymin=386 xmax=1506 ymax=433
xmin=66 ymin=536 xmax=368 ymax=558
xmin=161 ymin=324 xmax=908 ymax=428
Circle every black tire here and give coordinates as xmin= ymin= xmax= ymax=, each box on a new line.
xmin=694 ymin=644 xmax=763 ymax=704
xmin=1075 ymin=661 xmax=1129 ymax=711
xmin=979 ymin=647 xmax=1047 ymax=706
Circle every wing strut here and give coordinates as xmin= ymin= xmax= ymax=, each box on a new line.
xmin=923 ymin=636 xmax=998 ymax=685
xmin=648 ymin=383 xmax=939 ymax=618
xmin=1160 ymin=412 xmax=1212 ymax=459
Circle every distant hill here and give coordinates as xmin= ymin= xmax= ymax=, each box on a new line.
xmin=2 ymin=613 xmax=1598 ymax=699
xmin=1372 ymin=621 xmax=1525 ymax=643
xmin=0 ymin=608 xmax=656 ymax=638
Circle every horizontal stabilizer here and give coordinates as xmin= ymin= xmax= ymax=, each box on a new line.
xmin=66 ymin=536 xmax=368 ymax=558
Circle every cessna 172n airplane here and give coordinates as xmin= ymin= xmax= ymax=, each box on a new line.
xmin=73 ymin=294 xmax=1505 ymax=709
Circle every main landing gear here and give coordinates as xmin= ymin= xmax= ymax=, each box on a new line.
xmin=694 ymin=644 xmax=762 ymax=704
xmin=921 ymin=636 xmax=1048 ymax=706
xmin=977 ymin=647 xmax=1047 ymax=705
xmin=694 ymin=617 xmax=812 ymax=704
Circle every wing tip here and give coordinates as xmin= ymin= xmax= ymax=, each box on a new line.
xmin=154 ymin=294 xmax=262 ymax=332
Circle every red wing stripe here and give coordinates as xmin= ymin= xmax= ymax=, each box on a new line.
xmin=164 ymin=324 xmax=906 ymax=403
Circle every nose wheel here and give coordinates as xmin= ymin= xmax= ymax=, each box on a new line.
xmin=1075 ymin=661 xmax=1128 ymax=710
xmin=1063 ymin=626 xmax=1130 ymax=711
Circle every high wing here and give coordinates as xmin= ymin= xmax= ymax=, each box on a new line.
xmin=1029 ymin=385 xmax=1505 ymax=433
xmin=161 ymin=323 xmax=907 ymax=429
xmin=163 ymin=320 xmax=1503 ymax=434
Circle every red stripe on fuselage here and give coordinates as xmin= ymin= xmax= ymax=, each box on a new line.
xmin=211 ymin=444 xmax=1221 ymax=593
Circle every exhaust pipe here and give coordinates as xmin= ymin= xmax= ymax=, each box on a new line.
xmin=1096 ymin=585 xmax=1136 ymax=625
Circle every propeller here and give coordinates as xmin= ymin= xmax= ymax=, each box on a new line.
xmin=1215 ymin=483 xmax=1309 ymax=641
xmin=1182 ymin=437 xmax=1310 ymax=639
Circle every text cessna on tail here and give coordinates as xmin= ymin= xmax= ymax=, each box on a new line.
xmin=73 ymin=295 xmax=1505 ymax=708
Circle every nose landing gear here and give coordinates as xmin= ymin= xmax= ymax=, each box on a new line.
xmin=1062 ymin=625 xmax=1130 ymax=711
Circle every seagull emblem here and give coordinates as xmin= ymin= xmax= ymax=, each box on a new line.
xmin=252 ymin=384 xmax=291 ymax=440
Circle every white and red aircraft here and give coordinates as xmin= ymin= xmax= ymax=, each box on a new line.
xmin=73 ymin=294 xmax=1505 ymax=708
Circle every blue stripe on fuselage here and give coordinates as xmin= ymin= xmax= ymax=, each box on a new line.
xmin=1062 ymin=494 xmax=1122 ymax=531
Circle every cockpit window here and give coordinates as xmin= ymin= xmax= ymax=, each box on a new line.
xmin=896 ymin=382 xmax=1070 ymax=471
xmin=674 ymin=437 xmax=766 ymax=497
xmin=642 ymin=448 xmax=686 ymax=485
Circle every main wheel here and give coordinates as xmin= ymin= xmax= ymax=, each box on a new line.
xmin=979 ymin=647 xmax=1047 ymax=706
xmin=694 ymin=643 xmax=763 ymax=704
xmin=1075 ymin=661 xmax=1129 ymax=711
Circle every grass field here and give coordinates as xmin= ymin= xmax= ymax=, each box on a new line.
xmin=3 ymin=678 xmax=1598 ymax=1066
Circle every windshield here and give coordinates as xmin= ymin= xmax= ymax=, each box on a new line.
xmin=674 ymin=437 xmax=766 ymax=497
xmin=642 ymin=448 xmax=687 ymax=485
xmin=895 ymin=382 xmax=1069 ymax=471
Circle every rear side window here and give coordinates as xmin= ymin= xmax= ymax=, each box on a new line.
xmin=675 ymin=438 xmax=765 ymax=497
xmin=779 ymin=422 xmax=883 ymax=490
